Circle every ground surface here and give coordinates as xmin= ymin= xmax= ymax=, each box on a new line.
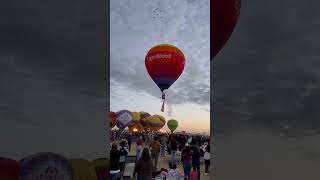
xmin=122 ymin=143 xmax=211 ymax=180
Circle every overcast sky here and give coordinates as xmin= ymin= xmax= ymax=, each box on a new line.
xmin=213 ymin=0 xmax=320 ymax=179
xmin=0 ymin=0 xmax=108 ymax=160
xmin=110 ymin=0 xmax=210 ymax=133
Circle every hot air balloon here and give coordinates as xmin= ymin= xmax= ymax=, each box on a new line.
xmin=167 ymin=119 xmax=178 ymax=133
xmin=154 ymin=114 xmax=166 ymax=127
xmin=127 ymin=112 xmax=140 ymax=127
xmin=128 ymin=112 xmax=144 ymax=132
xmin=145 ymin=44 xmax=185 ymax=112
xmin=145 ymin=116 xmax=162 ymax=131
xmin=19 ymin=152 xmax=72 ymax=180
xmin=116 ymin=110 xmax=133 ymax=129
xmin=0 ymin=157 xmax=20 ymax=180
xmin=211 ymin=0 xmax=241 ymax=60
xmin=110 ymin=111 xmax=117 ymax=129
xmin=139 ymin=111 xmax=151 ymax=129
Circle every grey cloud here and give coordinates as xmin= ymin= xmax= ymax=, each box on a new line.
xmin=212 ymin=0 xmax=320 ymax=137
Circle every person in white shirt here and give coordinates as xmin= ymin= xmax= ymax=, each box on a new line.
xmin=203 ymin=144 xmax=210 ymax=175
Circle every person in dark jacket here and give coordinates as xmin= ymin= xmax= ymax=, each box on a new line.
xmin=126 ymin=133 xmax=132 ymax=151
xmin=192 ymin=145 xmax=201 ymax=180
xmin=110 ymin=142 xmax=120 ymax=180
xmin=119 ymin=140 xmax=129 ymax=176
xmin=134 ymin=148 xmax=153 ymax=180
xmin=170 ymin=136 xmax=178 ymax=163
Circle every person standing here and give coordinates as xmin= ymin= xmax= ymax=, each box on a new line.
xmin=181 ymin=146 xmax=192 ymax=179
xmin=191 ymin=145 xmax=201 ymax=180
xmin=134 ymin=148 xmax=153 ymax=180
xmin=136 ymin=136 xmax=144 ymax=160
xmin=149 ymin=137 xmax=161 ymax=170
xmin=203 ymin=144 xmax=210 ymax=175
xmin=170 ymin=136 xmax=178 ymax=163
xmin=160 ymin=134 xmax=167 ymax=157
xmin=119 ymin=141 xmax=129 ymax=177
xmin=110 ymin=143 xmax=121 ymax=180
xmin=126 ymin=133 xmax=132 ymax=152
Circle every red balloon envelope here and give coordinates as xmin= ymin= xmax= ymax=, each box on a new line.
xmin=0 ymin=157 xmax=20 ymax=180
xmin=211 ymin=0 xmax=241 ymax=60
xmin=145 ymin=44 xmax=185 ymax=111
xmin=110 ymin=111 xmax=117 ymax=129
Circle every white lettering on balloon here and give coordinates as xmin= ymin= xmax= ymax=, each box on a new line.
xmin=147 ymin=53 xmax=172 ymax=61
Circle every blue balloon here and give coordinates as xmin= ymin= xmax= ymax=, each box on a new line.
xmin=20 ymin=152 xmax=72 ymax=180
xmin=116 ymin=110 xmax=133 ymax=129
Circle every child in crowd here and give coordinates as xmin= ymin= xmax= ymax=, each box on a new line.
xmin=167 ymin=162 xmax=184 ymax=180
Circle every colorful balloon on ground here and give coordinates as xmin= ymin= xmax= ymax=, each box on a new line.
xmin=154 ymin=115 xmax=166 ymax=127
xmin=19 ymin=152 xmax=72 ymax=180
xmin=110 ymin=111 xmax=117 ymax=129
xmin=145 ymin=44 xmax=185 ymax=111
xmin=145 ymin=116 xmax=162 ymax=131
xmin=69 ymin=159 xmax=97 ymax=180
xmin=0 ymin=157 xmax=20 ymax=180
xmin=91 ymin=158 xmax=109 ymax=180
xmin=128 ymin=112 xmax=144 ymax=132
xmin=139 ymin=111 xmax=151 ymax=128
xmin=128 ymin=125 xmax=144 ymax=133
xmin=116 ymin=110 xmax=133 ymax=129
xmin=127 ymin=112 xmax=140 ymax=127
xmin=211 ymin=0 xmax=241 ymax=59
xmin=167 ymin=119 xmax=178 ymax=132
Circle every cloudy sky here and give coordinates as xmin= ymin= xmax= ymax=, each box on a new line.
xmin=0 ymin=0 xmax=108 ymax=160
xmin=213 ymin=0 xmax=320 ymax=179
xmin=110 ymin=0 xmax=210 ymax=133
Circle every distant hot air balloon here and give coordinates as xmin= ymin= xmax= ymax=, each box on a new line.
xmin=0 ymin=157 xmax=20 ymax=180
xmin=19 ymin=152 xmax=72 ymax=180
xmin=116 ymin=110 xmax=133 ymax=129
xmin=110 ymin=111 xmax=117 ymax=129
xmin=211 ymin=0 xmax=241 ymax=60
xmin=145 ymin=44 xmax=185 ymax=112
xmin=167 ymin=119 xmax=178 ymax=133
